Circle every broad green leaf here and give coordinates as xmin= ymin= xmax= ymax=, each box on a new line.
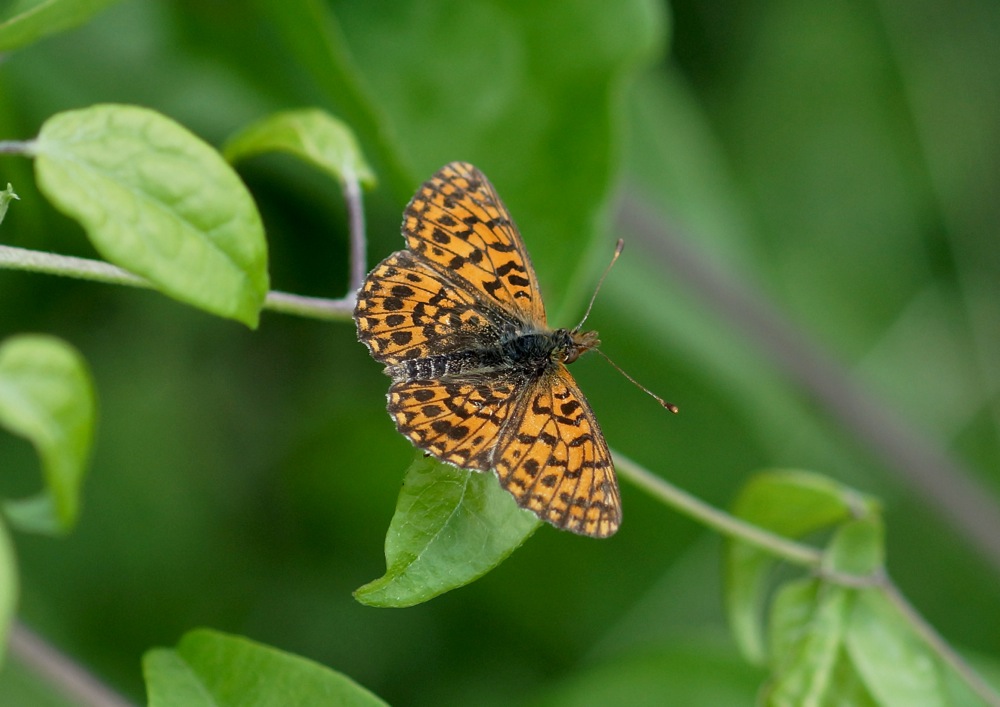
xmin=0 ymin=335 xmax=95 ymax=534
xmin=0 ymin=520 xmax=17 ymax=664
xmin=0 ymin=183 xmax=18 ymax=225
xmin=824 ymin=516 xmax=884 ymax=578
xmin=725 ymin=469 xmax=878 ymax=664
xmin=32 ymin=104 xmax=269 ymax=327
xmin=223 ymin=109 xmax=376 ymax=189
xmin=144 ymin=628 xmax=388 ymax=707
xmin=845 ymin=589 xmax=951 ymax=707
xmin=0 ymin=0 xmax=120 ymax=52
xmin=764 ymin=578 xmax=851 ymax=706
xmin=355 ymin=454 xmax=539 ymax=607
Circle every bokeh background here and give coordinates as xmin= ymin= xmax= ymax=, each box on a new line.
xmin=1 ymin=0 xmax=999 ymax=703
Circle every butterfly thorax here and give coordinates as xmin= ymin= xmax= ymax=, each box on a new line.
xmin=385 ymin=327 xmax=600 ymax=383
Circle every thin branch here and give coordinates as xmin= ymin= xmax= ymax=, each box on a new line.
xmin=0 ymin=247 xmax=358 ymax=321
xmin=343 ymin=171 xmax=367 ymax=294
xmin=264 ymin=290 xmax=353 ymax=320
xmin=0 ymin=245 xmax=146 ymax=287
xmin=9 ymin=622 xmax=134 ymax=707
xmin=616 ymin=193 xmax=1000 ymax=579
xmin=0 ymin=166 xmax=368 ymax=322
xmin=0 ymin=140 xmax=32 ymax=155
xmin=613 ymin=451 xmax=822 ymax=569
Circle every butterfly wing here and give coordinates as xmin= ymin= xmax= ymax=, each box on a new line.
xmin=495 ymin=366 xmax=620 ymax=538
xmin=386 ymin=376 xmax=522 ymax=471
xmin=354 ymin=249 xmax=513 ymax=366
xmin=400 ymin=161 xmax=547 ymax=326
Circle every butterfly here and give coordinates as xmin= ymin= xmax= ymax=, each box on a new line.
xmin=353 ymin=162 xmax=619 ymax=537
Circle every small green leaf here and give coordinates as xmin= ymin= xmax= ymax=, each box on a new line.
xmin=144 ymin=628 xmax=388 ymax=707
xmin=824 ymin=517 xmax=885 ymax=578
xmin=0 ymin=519 xmax=18 ymax=664
xmin=0 ymin=335 xmax=95 ymax=534
xmin=355 ymin=454 xmax=539 ymax=607
xmin=724 ymin=469 xmax=877 ymax=664
xmin=764 ymin=579 xmax=852 ymax=706
xmin=224 ymin=109 xmax=376 ymax=188
xmin=0 ymin=0 xmax=120 ymax=52
xmin=33 ymin=104 xmax=269 ymax=327
xmin=845 ymin=589 xmax=951 ymax=707
xmin=0 ymin=183 xmax=18 ymax=225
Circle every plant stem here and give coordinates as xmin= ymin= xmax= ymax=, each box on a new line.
xmin=613 ymin=451 xmax=822 ymax=568
xmin=0 ymin=141 xmax=32 ymax=155
xmin=0 ymin=245 xmax=146 ymax=287
xmin=0 ymin=246 xmax=357 ymax=321
xmin=9 ymin=622 xmax=134 ymax=707
xmin=344 ymin=170 xmax=368 ymax=294
xmin=264 ymin=290 xmax=353 ymax=320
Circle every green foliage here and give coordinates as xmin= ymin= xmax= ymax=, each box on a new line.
xmin=224 ymin=109 xmax=376 ymax=190
xmin=0 ymin=335 xmax=95 ymax=534
xmin=0 ymin=0 xmax=999 ymax=705
xmin=144 ymin=628 xmax=387 ymax=706
xmin=33 ymin=105 xmax=270 ymax=327
xmin=725 ymin=470 xmax=879 ymax=663
xmin=355 ymin=455 xmax=539 ymax=607
xmin=0 ymin=334 xmax=94 ymax=665
xmin=727 ymin=475 xmax=990 ymax=705
xmin=0 ymin=185 xmax=17 ymax=225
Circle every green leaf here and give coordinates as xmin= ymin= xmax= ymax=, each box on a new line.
xmin=355 ymin=454 xmax=540 ymax=607
xmin=0 ymin=519 xmax=17 ymax=665
xmin=764 ymin=578 xmax=852 ymax=706
xmin=0 ymin=335 xmax=95 ymax=534
xmin=824 ymin=516 xmax=885 ymax=578
xmin=0 ymin=183 xmax=18 ymax=225
xmin=144 ymin=628 xmax=388 ymax=707
xmin=32 ymin=104 xmax=269 ymax=327
xmin=724 ymin=469 xmax=877 ymax=664
xmin=224 ymin=109 xmax=376 ymax=189
xmin=0 ymin=0 xmax=120 ymax=52
xmin=845 ymin=589 xmax=952 ymax=707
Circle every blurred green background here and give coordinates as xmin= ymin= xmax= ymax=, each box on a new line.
xmin=1 ymin=0 xmax=999 ymax=704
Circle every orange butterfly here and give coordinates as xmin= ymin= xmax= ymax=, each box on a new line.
xmin=354 ymin=162 xmax=619 ymax=537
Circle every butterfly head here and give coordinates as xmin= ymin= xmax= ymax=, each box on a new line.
xmin=561 ymin=328 xmax=600 ymax=365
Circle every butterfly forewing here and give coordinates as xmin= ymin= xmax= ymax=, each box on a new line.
xmin=355 ymin=250 xmax=504 ymax=366
xmin=401 ymin=162 xmax=546 ymax=326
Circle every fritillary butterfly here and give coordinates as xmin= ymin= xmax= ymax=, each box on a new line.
xmin=353 ymin=162 xmax=619 ymax=538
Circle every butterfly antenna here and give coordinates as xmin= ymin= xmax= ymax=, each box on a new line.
xmin=575 ymin=239 xmax=679 ymax=413
xmin=593 ymin=348 xmax=679 ymax=414
xmin=574 ymin=239 xmax=625 ymax=331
